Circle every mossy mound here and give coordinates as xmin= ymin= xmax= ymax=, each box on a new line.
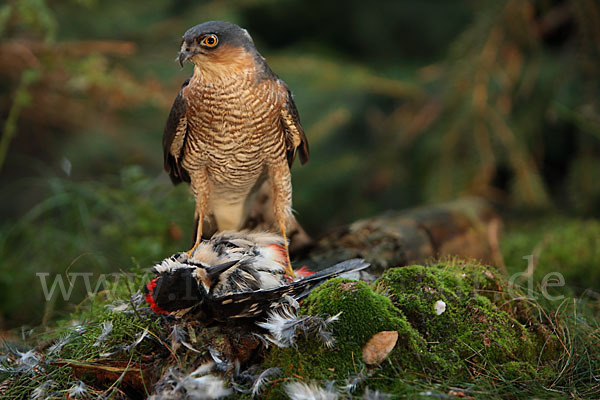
xmin=376 ymin=263 xmax=545 ymax=374
xmin=263 ymin=280 xmax=429 ymax=382
xmin=263 ymin=260 xmax=558 ymax=395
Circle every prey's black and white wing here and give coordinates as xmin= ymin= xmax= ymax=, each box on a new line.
xmin=206 ymin=259 xmax=369 ymax=320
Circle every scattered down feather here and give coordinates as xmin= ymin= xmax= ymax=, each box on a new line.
xmin=257 ymin=306 xmax=340 ymax=348
xmin=68 ymin=380 xmax=88 ymax=398
xmin=362 ymin=388 xmax=391 ymax=400
xmin=47 ymin=334 xmax=72 ymax=356
xmin=250 ymin=367 xmax=281 ymax=397
xmin=14 ymin=350 xmax=41 ymax=373
xmin=31 ymin=380 xmax=56 ymax=400
xmin=284 ymin=381 xmax=339 ymax=400
xmin=169 ymin=325 xmax=201 ymax=353
xmin=150 ymin=366 xmax=232 ymax=400
xmin=92 ymin=321 xmax=113 ymax=347
xmin=342 ymin=368 xmax=367 ymax=394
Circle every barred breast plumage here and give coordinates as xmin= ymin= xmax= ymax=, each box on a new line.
xmin=182 ymin=71 xmax=286 ymax=203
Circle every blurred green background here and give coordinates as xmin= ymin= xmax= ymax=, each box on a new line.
xmin=0 ymin=0 xmax=599 ymax=328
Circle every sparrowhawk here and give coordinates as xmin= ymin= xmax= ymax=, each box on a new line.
xmin=163 ymin=21 xmax=309 ymax=276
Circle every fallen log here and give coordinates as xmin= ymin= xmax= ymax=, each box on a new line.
xmin=305 ymin=197 xmax=503 ymax=273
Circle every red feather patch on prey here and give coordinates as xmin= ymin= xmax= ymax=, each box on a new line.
xmin=269 ymin=243 xmax=288 ymax=262
xmin=144 ymin=278 xmax=169 ymax=315
xmin=284 ymin=266 xmax=314 ymax=283
xmin=294 ymin=266 xmax=314 ymax=278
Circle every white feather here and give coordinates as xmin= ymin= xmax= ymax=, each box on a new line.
xmin=177 ymin=375 xmax=232 ymax=400
xmin=152 ymin=257 xmax=196 ymax=275
xmin=68 ymin=380 xmax=88 ymax=398
xmin=47 ymin=334 xmax=71 ymax=356
xmin=284 ymin=381 xmax=338 ymax=400
xmin=93 ymin=321 xmax=113 ymax=347
xmin=250 ymin=367 xmax=281 ymax=397
xmin=256 ymin=269 xmax=284 ymax=289
xmin=150 ymin=367 xmax=231 ymax=400
xmin=123 ymin=328 xmax=149 ymax=351
xmin=257 ymin=307 xmax=340 ymax=348
xmin=15 ymin=350 xmax=40 ymax=372
xmin=362 ymin=388 xmax=391 ymax=400
xmin=190 ymin=362 xmax=216 ymax=376
xmin=31 ymin=380 xmax=56 ymax=399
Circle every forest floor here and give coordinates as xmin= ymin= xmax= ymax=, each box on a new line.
xmin=1 ymin=204 xmax=598 ymax=399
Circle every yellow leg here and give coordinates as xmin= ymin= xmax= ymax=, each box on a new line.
xmin=279 ymin=221 xmax=296 ymax=278
xmin=187 ymin=215 xmax=203 ymax=257
xmin=268 ymin=163 xmax=295 ymax=278
xmin=188 ymin=168 xmax=209 ymax=258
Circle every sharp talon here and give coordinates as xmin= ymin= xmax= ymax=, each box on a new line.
xmin=284 ymin=247 xmax=295 ymax=279
xmin=279 ymin=222 xmax=296 ymax=278
xmin=188 ymin=215 xmax=203 ymax=258
xmin=187 ymin=240 xmax=201 ymax=258
xmin=286 ymin=264 xmax=296 ymax=279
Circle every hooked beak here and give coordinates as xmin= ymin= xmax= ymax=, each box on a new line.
xmin=177 ymin=50 xmax=193 ymax=67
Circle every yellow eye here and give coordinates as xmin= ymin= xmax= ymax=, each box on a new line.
xmin=201 ymin=34 xmax=218 ymax=48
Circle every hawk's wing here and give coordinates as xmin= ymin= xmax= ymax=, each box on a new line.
xmin=280 ymin=83 xmax=309 ymax=168
xmin=163 ymin=78 xmax=191 ymax=184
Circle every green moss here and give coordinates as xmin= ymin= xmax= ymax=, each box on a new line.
xmin=0 ymin=268 xmax=167 ymax=399
xmin=60 ymin=310 xmax=161 ymax=360
xmin=0 ymin=306 xmax=163 ymax=399
xmin=263 ymin=279 xmax=428 ymax=383
xmin=499 ymin=361 xmax=538 ymax=381
xmin=377 ymin=264 xmax=539 ymax=368
xmin=263 ymin=260 xmax=561 ymax=396
xmin=502 ymin=218 xmax=600 ymax=297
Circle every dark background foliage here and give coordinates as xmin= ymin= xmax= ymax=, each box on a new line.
xmin=0 ymin=0 xmax=599 ymax=328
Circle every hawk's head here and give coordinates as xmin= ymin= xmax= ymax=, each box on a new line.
xmin=177 ymin=21 xmax=259 ymax=73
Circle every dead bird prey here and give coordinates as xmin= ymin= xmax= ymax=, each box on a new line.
xmin=144 ymin=231 xmax=369 ymax=322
